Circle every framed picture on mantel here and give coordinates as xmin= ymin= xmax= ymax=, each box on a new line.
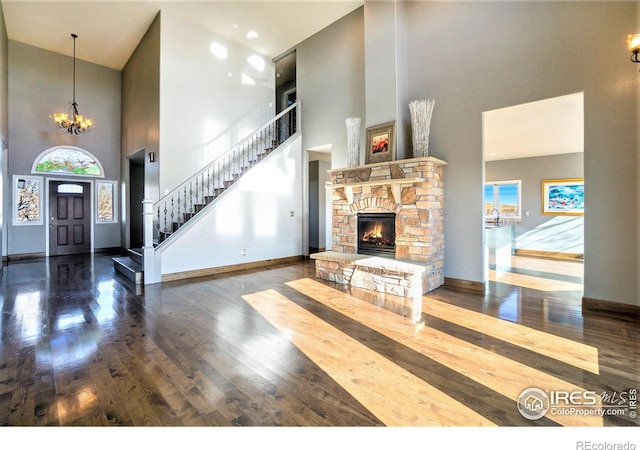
xmin=366 ymin=121 xmax=396 ymax=165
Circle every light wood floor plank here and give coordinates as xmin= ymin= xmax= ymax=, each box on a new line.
xmin=286 ymin=278 xmax=603 ymax=427
xmin=244 ymin=289 xmax=496 ymax=427
xmin=509 ymin=255 xmax=584 ymax=278
xmin=1 ymin=254 xmax=637 ymax=429
xmin=420 ymin=298 xmax=599 ymax=374
xmin=489 ymin=269 xmax=583 ymax=291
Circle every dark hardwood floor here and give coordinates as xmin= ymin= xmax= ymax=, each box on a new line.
xmin=0 ymin=254 xmax=637 ymax=444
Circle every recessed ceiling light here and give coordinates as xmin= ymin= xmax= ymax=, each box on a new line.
xmin=246 ymin=30 xmax=259 ymax=39
xmin=209 ymin=42 xmax=228 ymax=59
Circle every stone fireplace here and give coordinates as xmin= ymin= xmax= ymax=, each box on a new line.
xmin=310 ymin=156 xmax=447 ymax=297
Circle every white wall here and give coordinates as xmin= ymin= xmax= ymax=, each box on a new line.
xmin=159 ymin=136 xmax=303 ymax=275
xmin=159 ymin=12 xmax=275 ymax=194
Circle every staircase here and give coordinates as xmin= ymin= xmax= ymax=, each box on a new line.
xmin=113 ymin=101 xmax=300 ymax=285
xmin=113 ymin=248 xmax=143 ymax=284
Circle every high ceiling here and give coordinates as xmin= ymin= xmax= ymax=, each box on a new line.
xmin=1 ymin=0 xmax=363 ymax=70
xmin=2 ymin=1 xmax=584 ymax=162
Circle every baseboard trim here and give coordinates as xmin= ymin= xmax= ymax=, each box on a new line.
xmin=444 ymin=277 xmax=485 ymax=293
xmin=515 ymin=249 xmax=583 ymax=262
xmin=7 ymin=252 xmax=46 ymax=261
xmin=582 ymin=296 xmax=640 ymax=318
xmin=161 ymin=255 xmax=304 ymax=282
xmin=94 ymin=247 xmax=124 ymax=255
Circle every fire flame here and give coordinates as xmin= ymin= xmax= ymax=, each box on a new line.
xmin=362 ymin=224 xmax=383 ymax=241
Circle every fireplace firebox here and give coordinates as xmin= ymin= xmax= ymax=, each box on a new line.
xmin=357 ymin=213 xmax=396 ymax=258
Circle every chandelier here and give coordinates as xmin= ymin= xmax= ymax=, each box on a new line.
xmin=53 ymin=34 xmax=93 ymax=134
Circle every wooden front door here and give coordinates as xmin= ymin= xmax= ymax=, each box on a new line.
xmin=49 ymin=181 xmax=91 ymax=256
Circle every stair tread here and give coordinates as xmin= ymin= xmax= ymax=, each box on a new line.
xmin=113 ymin=256 xmax=143 ymax=284
xmin=113 ymin=256 xmax=142 ymax=272
xmin=127 ymin=248 xmax=143 ymax=265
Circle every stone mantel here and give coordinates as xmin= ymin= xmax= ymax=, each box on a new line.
xmin=326 ymin=156 xmax=448 ymax=206
xmin=327 ymin=156 xmax=448 ymax=175
xmin=327 ymin=177 xmax=425 ymax=204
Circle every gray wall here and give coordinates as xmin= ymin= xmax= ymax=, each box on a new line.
xmin=0 ymin=4 xmax=7 ymax=260
xmin=364 ymin=1 xmax=410 ymax=159
xmin=121 ymin=12 xmax=160 ymax=194
xmin=297 ymin=7 xmax=366 ymax=169
xmin=121 ymin=13 xmax=161 ymax=248
xmin=637 ymin=6 xmax=640 ymax=306
xmin=297 ymin=1 xmax=638 ymax=307
xmin=485 ymin=153 xmax=584 ymax=254
xmin=403 ymin=1 xmax=637 ymax=306
xmin=8 ymin=40 xmax=122 ymax=255
xmin=0 ymin=3 xmax=6 ymax=141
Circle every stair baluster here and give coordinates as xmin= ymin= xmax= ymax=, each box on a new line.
xmin=152 ymin=101 xmax=299 ymax=247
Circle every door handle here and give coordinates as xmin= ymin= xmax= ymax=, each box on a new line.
xmin=50 ymin=216 xmax=55 ymax=227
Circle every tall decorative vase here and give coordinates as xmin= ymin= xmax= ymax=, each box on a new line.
xmin=346 ymin=117 xmax=362 ymax=167
xmin=409 ymin=99 xmax=435 ymax=158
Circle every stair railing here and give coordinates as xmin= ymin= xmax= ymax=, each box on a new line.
xmin=151 ymin=101 xmax=299 ymax=247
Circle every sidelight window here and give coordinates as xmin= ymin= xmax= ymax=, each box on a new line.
xmin=13 ymin=175 xmax=43 ymax=225
xmin=96 ymin=181 xmax=118 ymax=223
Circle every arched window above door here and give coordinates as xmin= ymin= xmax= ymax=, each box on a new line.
xmin=31 ymin=146 xmax=104 ymax=177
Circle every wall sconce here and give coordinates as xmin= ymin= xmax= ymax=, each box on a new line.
xmin=149 ymin=152 xmax=155 ymax=163
xmin=625 ymin=34 xmax=640 ymax=63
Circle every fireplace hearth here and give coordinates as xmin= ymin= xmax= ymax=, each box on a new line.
xmin=357 ymin=213 xmax=396 ymax=258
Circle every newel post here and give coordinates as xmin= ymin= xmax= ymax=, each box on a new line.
xmin=142 ymin=198 xmax=160 ymax=284
xmin=142 ymin=199 xmax=154 ymax=248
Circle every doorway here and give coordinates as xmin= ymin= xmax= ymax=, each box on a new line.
xmin=482 ymin=92 xmax=585 ymax=289
xmin=128 ymin=149 xmax=145 ymax=249
xmin=308 ymin=149 xmax=332 ymax=254
xmin=48 ymin=180 xmax=91 ymax=256
xmin=275 ymin=50 xmax=296 ymax=114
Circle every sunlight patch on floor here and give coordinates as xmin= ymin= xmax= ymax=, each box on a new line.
xmin=420 ymin=298 xmax=599 ymax=374
xmin=489 ymin=269 xmax=583 ymax=292
xmin=243 ymin=289 xmax=496 ymax=427
xmin=286 ymin=278 xmax=602 ymax=427
xmin=508 ymin=256 xmax=584 ymax=278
